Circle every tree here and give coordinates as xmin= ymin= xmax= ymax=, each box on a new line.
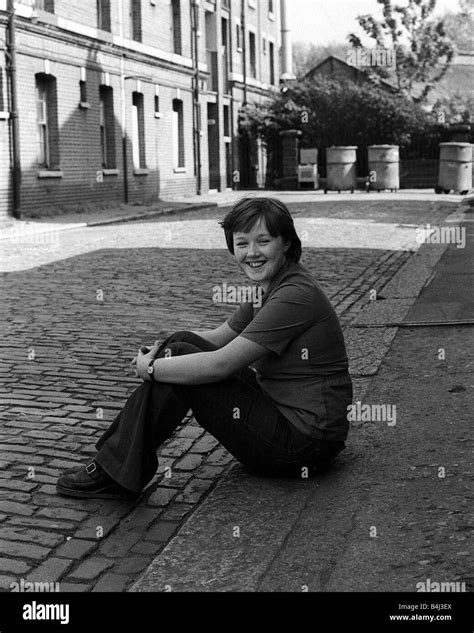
xmin=348 ymin=0 xmax=455 ymax=103
xmin=442 ymin=0 xmax=474 ymax=52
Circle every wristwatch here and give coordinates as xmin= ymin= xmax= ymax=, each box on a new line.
xmin=147 ymin=359 xmax=157 ymax=382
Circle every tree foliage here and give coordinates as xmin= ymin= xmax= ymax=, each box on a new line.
xmin=433 ymin=92 xmax=474 ymax=125
xmin=442 ymin=0 xmax=474 ymax=52
xmin=348 ymin=0 xmax=455 ymax=103
xmin=239 ymin=79 xmax=429 ymax=151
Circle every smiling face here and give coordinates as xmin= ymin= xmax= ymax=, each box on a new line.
xmin=233 ymin=218 xmax=290 ymax=293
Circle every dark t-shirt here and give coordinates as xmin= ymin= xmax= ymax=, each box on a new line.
xmin=226 ymin=260 xmax=352 ymax=441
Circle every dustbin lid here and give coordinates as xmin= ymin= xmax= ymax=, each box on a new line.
xmin=439 ymin=142 xmax=473 ymax=147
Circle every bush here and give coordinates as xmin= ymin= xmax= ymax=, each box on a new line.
xmin=240 ymin=78 xmax=430 ymax=153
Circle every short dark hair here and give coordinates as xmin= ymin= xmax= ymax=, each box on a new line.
xmin=219 ymin=197 xmax=302 ymax=262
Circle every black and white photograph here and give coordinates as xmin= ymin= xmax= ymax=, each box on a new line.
xmin=0 ymin=0 xmax=472 ymax=631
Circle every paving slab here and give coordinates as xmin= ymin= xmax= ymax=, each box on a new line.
xmin=404 ymin=222 xmax=474 ymax=324
xmin=381 ymin=244 xmax=447 ymax=299
xmin=345 ymin=327 xmax=398 ymax=376
xmin=131 ymin=466 xmax=315 ymax=592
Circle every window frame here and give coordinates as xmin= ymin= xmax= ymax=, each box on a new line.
xmin=99 ymin=85 xmax=116 ymax=169
xmin=172 ymin=98 xmax=185 ymax=170
xmin=97 ymin=0 xmax=111 ymax=32
xmin=131 ymin=91 xmax=146 ymax=169
xmin=36 ymin=82 xmax=50 ymax=168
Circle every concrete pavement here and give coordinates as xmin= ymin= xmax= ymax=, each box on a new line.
xmin=0 ymin=199 xmax=217 ymax=244
xmin=160 ymin=188 xmax=466 ymax=207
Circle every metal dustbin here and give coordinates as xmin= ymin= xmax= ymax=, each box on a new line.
xmin=298 ymin=148 xmax=319 ymax=189
xmin=436 ymin=142 xmax=473 ymax=195
xmin=298 ymin=164 xmax=318 ymax=189
xmin=325 ymin=146 xmax=357 ymax=193
xmin=367 ymin=145 xmax=399 ymax=192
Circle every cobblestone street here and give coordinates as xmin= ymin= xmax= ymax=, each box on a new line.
xmin=0 ymin=199 xmax=457 ymax=592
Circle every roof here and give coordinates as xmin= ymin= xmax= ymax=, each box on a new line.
xmin=304 ymin=55 xmax=398 ymax=92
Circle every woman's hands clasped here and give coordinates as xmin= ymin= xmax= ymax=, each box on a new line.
xmin=130 ymin=340 xmax=162 ymax=381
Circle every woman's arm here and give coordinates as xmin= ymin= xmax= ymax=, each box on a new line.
xmin=140 ymin=335 xmax=268 ymax=385
xmin=131 ymin=324 xmax=238 ymax=376
xmin=192 ymin=322 xmax=239 ymax=348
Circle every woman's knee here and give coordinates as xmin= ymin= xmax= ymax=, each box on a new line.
xmin=166 ymin=331 xmax=215 ymax=351
xmin=167 ymin=331 xmax=198 ymax=344
xmin=158 ymin=341 xmax=198 ymax=358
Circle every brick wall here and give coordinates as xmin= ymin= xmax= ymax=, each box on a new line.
xmin=10 ymin=24 xmax=202 ymax=213
xmin=0 ymin=118 xmax=11 ymax=220
xmin=0 ymin=42 xmax=11 ymax=219
xmin=0 ymin=1 xmax=281 ymax=216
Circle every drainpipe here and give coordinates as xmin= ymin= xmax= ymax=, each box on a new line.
xmin=191 ymin=0 xmax=202 ymax=195
xmin=228 ymin=0 xmax=236 ymax=190
xmin=241 ymin=0 xmax=247 ymax=105
xmin=6 ymin=0 xmax=22 ymax=219
xmin=280 ymin=0 xmax=295 ymax=81
xmin=118 ymin=0 xmax=128 ymax=203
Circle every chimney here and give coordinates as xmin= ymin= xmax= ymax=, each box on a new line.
xmin=280 ymin=0 xmax=295 ymax=80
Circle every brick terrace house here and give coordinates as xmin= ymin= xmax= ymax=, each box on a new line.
xmin=0 ymin=0 xmax=286 ymax=218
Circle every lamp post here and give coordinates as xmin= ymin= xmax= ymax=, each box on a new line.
xmin=6 ymin=0 xmax=22 ymax=219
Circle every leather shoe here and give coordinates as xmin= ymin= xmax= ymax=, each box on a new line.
xmin=56 ymin=461 xmax=133 ymax=499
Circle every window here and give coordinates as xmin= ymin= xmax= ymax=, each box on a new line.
xmin=262 ymin=37 xmax=267 ymax=55
xmin=36 ymin=74 xmax=59 ymax=169
xmin=99 ymin=86 xmax=116 ymax=168
xmin=249 ymin=31 xmax=257 ymax=79
xmin=236 ymin=22 xmax=243 ymax=51
xmin=37 ymin=84 xmax=49 ymax=167
xmin=154 ymin=95 xmax=160 ymax=116
xmin=0 ymin=67 xmax=5 ymax=111
xmin=97 ymin=0 xmax=111 ymax=32
xmin=223 ymin=104 xmax=230 ymax=137
xmin=130 ymin=0 xmax=142 ymax=42
xmin=131 ymin=92 xmax=146 ymax=169
xmin=269 ymin=41 xmax=275 ymax=85
xmin=172 ymin=99 xmax=185 ymax=169
xmin=269 ymin=0 xmax=274 ymax=13
xmin=79 ymin=80 xmax=88 ymax=104
xmin=36 ymin=0 xmax=55 ymax=12
xmin=171 ymin=0 xmax=182 ymax=55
